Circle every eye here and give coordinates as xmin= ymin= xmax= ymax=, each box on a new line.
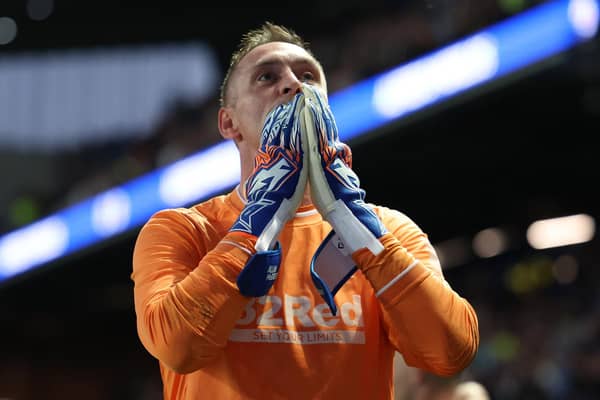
xmin=258 ymin=72 xmax=274 ymax=82
xmin=301 ymin=71 xmax=315 ymax=82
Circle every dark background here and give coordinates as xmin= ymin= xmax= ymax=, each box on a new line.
xmin=1 ymin=1 xmax=599 ymax=399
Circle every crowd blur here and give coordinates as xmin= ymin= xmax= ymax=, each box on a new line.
xmin=471 ymin=246 xmax=599 ymax=399
xmin=392 ymin=243 xmax=600 ymax=400
xmin=0 ymin=0 xmax=519 ymax=235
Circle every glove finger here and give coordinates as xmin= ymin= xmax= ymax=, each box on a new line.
xmin=304 ymin=84 xmax=350 ymax=167
xmin=274 ymin=101 xmax=294 ymax=148
xmin=307 ymin=100 xmax=353 ymax=170
xmin=261 ymin=104 xmax=286 ymax=148
xmin=261 ymin=91 xmax=303 ymax=148
xmin=304 ymin=84 xmax=340 ymax=145
xmin=284 ymin=92 xmax=305 ymax=153
xmin=300 ymin=84 xmax=325 ymax=144
xmin=304 ymin=100 xmax=336 ymax=168
xmin=336 ymin=141 xmax=353 ymax=169
xmin=304 ymin=99 xmax=329 ymax=160
xmin=289 ymin=102 xmax=304 ymax=158
xmin=322 ymin=101 xmax=340 ymax=144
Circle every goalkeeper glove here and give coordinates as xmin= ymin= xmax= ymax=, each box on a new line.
xmin=302 ymin=83 xmax=387 ymax=254
xmin=301 ymin=83 xmax=388 ymax=313
xmin=229 ymin=91 xmax=308 ymax=296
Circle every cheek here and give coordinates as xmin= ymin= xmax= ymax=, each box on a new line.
xmin=239 ymin=100 xmax=266 ymax=130
xmin=236 ymin=95 xmax=277 ymax=147
xmin=251 ymin=107 xmax=273 ymax=135
xmin=250 ymin=113 xmax=266 ymax=141
xmin=236 ymin=109 xmax=263 ymax=149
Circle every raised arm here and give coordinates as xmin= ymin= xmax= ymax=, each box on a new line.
xmin=132 ymin=91 xmax=309 ymax=374
xmin=303 ymin=83 xmax=479 ymax=376
xmin=357 ymin=212 xmax=479 ymax=376
xmin=132 ymin=208 xmax=254 ymax=374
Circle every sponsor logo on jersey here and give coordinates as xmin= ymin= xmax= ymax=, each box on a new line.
xmin=229 ymin=294 xmax=365 ymax=345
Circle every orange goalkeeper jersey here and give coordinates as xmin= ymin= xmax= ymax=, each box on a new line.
xmin=131 ymin=188 xmax=479 ymax=400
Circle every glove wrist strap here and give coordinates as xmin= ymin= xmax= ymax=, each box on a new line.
xmin=326 ymin=199 xmax=384 ymax=255
xmin=236 ymin=242 xmax=281 ymax=297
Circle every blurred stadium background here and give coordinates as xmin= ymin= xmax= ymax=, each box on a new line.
xmin=0 ymin=1 xmax=599 ymax=399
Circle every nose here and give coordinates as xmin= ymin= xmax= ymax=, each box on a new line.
xmin=280 ymin=69 xmax=303 ymax=97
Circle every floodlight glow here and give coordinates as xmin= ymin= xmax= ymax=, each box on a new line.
xmin=0 ymin=0 xmax=598 ymax=284
xmin=527 ymin=214 xmax=596 ymax=249
xmin=0 ymin=17 xmax=18 ymax=45
xmin=472 ymin=227 xmax=508 ymax=258
xmin=0 ymin=217 xmax=69 ymax=279
xmin=331 ymin=0 xmax=600 ymax=142
xmin=569 ymin=0 xmax=600 ymax=38
xmin=91 ymin=188 xmax=132 ymax=237
xmin=373 ymin=33 xmax=499 ymax=119
xmin=159 ymin=140 xmax=240 ymax=207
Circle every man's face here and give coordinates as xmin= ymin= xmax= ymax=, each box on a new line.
xmin=224 ymin=41 xmax=326 ymax=153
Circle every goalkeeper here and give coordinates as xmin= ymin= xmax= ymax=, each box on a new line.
xmin=131 ymin=21 xmax=479 ymax=400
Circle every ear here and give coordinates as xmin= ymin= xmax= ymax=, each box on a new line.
xmin=218 ymin=107 xmax=241 ymax=141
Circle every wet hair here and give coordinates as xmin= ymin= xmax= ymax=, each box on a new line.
xmin=219 ymin=21 xmax=316 ymax=107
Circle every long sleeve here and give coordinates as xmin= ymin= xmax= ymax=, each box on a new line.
xmin=131 ymin=208 xmax=255 ymax=374
xmin=353 ymin=210 xmax=479 ymax=377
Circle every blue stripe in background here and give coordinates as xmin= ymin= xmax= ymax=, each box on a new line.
xmin=0 ymin=0 xmax=597 ymax=283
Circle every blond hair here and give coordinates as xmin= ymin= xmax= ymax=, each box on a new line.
xmin=219 ymin=21 xmax=316 ymax=106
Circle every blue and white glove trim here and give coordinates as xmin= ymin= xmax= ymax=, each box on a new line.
xmin=237 ymin=242 xmax=282 ymax=297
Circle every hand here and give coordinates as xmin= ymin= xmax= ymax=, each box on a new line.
xmin=229 ymin=91 xmax=308 ymax=296
xmin=302 ymin=83 xmax=387 ymax=255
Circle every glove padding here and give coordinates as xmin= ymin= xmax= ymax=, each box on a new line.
xmin=302 ymin=83 xmax=387 ymax=255
xmin=230 ymin=92 xmax=308 ymax=296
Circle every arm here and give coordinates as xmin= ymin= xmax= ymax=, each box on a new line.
xmin=355 ymin=214 xmax=479 ymax=376
xmin=302 ymin=84 xmax=479 ymax=376
xmin=132 ymin=208 xmax=255 ymax=374
xmin=133 ymin=91 xmax=308 ymax=374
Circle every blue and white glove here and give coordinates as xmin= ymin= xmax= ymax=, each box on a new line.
xmin=302 ymin=84 xmax=387 ymax=254
xmin=229 ymin=92 xmax=308 ymax=296
xmin=301 ymin=84 xmax=388 ymax=313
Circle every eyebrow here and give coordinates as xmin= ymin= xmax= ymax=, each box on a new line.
xmin=253 ymin=57 xmax=320 ymax=71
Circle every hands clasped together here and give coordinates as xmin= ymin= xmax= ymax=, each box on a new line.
xmin=230 ymin=84 xmax=388 ymax=313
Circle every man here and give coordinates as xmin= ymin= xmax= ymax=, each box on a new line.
xmin=131 ymin=21 xmax=479 ymax=399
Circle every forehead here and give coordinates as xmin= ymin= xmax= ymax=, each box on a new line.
xmin=237 ymin=41 xmax=320 ymax=73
